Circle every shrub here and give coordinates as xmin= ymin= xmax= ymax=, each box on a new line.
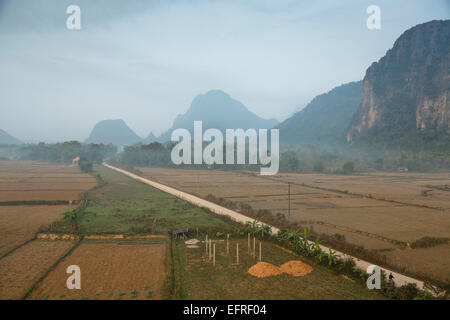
xmin=410 ymin=237 xmax=449 ymax=248
xmin=342 ymin=161 xmax=355 ymax=174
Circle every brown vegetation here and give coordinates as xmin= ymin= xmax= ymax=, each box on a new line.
xmin=28 ymin=243 xmax=166 ymax=300
xmin=0 ymin=205 xmax=69 ymax=257
xmin=138 ymin=167 xmax=450 ymax=285
xmin=0 ymin=240 xmax=75 ymax=299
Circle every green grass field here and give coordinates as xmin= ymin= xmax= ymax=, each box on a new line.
xmin=174 ymin=238 xmax=384 ymax=300
xmin=54 ymin=166 xmax=240 ymax=235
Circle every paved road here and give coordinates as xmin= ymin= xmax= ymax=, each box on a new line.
xmin=103 ymin=163 xmax=431 ymax=292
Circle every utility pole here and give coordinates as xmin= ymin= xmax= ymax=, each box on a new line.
xmin=288 ymin=182 xmax=291 ymax=220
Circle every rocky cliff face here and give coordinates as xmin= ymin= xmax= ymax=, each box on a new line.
xmin=347 ymin=20 xmax=449 ymax=146
xmin=278 ymin=81 xmax=362 ymax=147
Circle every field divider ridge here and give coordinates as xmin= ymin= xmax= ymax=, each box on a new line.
xmin=20 ymin=237 xmax=83 ymax=300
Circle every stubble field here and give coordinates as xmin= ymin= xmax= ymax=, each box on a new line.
xmin=0 ymin=161 xmax=99 ymax=299
xmin=28 ymin=242 xmax=166 ymax=300
xmin=0 ymin=161 xmax=97 ymax=257
xmin=138 ymin=167 xmax=450 ymax=284
xmin=0 ymin=161 xmax=97 ymax=202
xmin=0 ymin=205 xmax=69 ymax=257
xmin=0 ymin=240 xmax=75 ymax=299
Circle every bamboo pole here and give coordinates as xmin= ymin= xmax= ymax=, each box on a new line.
xmin=213 ymin=243 xmax=216 ymax=267
xmin=259 ymin=241 xmax=262 ymax=262
xmin=226 ymin=234 xmax=229 ymax=255
xmin=253 ymin=237 xmax=256 ymax=259
xmin=209 ymin=239 xmax=212 ymax=260
xmin=288 ymin=182 xmax=291 ymax=220
xmin=205 ymin=235 xmax=208 ymax=256
xmin=248 ymin=233 xmax=250 ymax=253
xmin=236 ymin=243 xmax=239 ymax=265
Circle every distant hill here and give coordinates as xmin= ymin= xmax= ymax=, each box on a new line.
xmin=143 ymin=132 xmax=156 ymax=144
xmin=278 ymin=81 xmax=363 ymax=147
xmin=85 ymin=119 xmax=142 ymax=146
xmin=157 ymin=90 xmax=278 ymax=142
xmin=0 ymin=129 xmax=22 ymax=145
xmin=347 ymin=20 xmax=450 ymax=149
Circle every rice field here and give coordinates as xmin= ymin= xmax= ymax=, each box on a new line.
xmin=138 ymin=167 xmax=450 ymax=284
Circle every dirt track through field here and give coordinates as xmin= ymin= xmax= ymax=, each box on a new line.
xmin=104 ymin=163 xmax=432 ymax=292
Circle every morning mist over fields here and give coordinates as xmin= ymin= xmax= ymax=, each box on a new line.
xmin=1 ymin=0 xmax=449 ymax=142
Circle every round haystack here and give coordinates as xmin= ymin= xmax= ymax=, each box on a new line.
xmin=248 ymin=262 xmax=283 ymax=278
xmin=280 ymin=260 xmax=313 ymax=276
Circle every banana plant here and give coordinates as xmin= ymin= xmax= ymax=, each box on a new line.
xmin=64 ymin=209 xmax=78 ymax=232
xmin=278 ymin=229 xmax=301 ymax=242
xmin=246 ymin=220 xmax=271 ymax=238
xmin=327 ymin=249 xmax=338 ymax=267
xmin=216 ymin=232 xmax=224 ymax=238
xmin=315 ymin=249 xmax=326 ymax=262
xmin=300 ymin=228 xmax=314 ymax=254
xmin=313 ymin=236 xmax=323 ymax=254
xmin=246 ymin=220 xmax=260 ymax=236
xmin=303 ymin=228 xmax=310 ymax=242
xmin=359 ymin=269 xmax=367 ymax=279
xmin=259 ymin=224 xmax=272 ymax=238
xmin=305 ymin=241 xmax=315 ymax=256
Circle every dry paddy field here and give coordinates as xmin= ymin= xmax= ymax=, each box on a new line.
xmin=0 ymin=160 xmax=97 ymax=202
xmin=28 ymin=242 xmax=166 ymax=300
xmin=0 ymin=162 xmax=168 ymax=300
xmin=138 ymin=167 xmax=450 ymax=284
xmin=0 ymin=240 xmax=75 ymax=299
xmin=0 ymin=160 xmax=97 ymax=257
xmin=0 ymin=205 xmax=68 ymax=257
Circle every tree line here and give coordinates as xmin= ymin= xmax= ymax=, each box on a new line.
xmin=19 ymin=141 xmax=117 ymax=172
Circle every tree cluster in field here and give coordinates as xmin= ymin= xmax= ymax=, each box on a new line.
xmin=18 ymin=141 xmax=117 ymax=172
xmin=115 ymin=142 xmax=173 ymax=167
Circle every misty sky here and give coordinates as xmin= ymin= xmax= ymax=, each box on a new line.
xmin=0 ymin=0 xmax=449 ymax=142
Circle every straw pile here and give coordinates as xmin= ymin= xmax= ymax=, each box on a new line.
xmin=280 ymin=260 xmax=313 ymax=276
xmin=248 ymin=262 xmax=283 ymax=278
